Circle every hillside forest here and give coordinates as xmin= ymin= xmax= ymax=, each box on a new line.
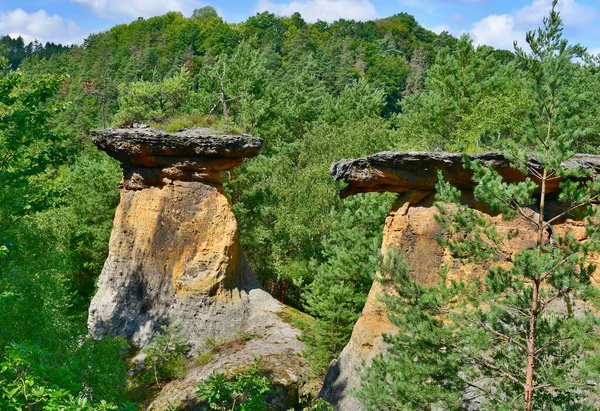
xmin=1 ymin=2 xmax=600 ymax=409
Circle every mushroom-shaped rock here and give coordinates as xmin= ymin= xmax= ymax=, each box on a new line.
xmin=88 ymin=128 xmax=309 ymax=408
xmin=322 ymin=151 xmax=600 ymax=410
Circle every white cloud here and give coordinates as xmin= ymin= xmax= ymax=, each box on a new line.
xmin=0 ymin=8 xmax=83 ymax=45
xmin=516 ymin=0 xmax=596 ymax=27
xmin=254 ymin=0 xmax=377 ymax=22
xmin=470 ymin=0 xmax=596 ymax=50
xmin=471 ymin=14 xmax=525 ymax=50
xmin=71 ymin=0 xmax=205 ymax=19
xmin=589 ymin=47 xmax=600 ymax=56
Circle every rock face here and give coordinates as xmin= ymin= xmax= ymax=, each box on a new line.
xmin=321 ymin=151 xmax=600 ymax=410
xmin=88 ymin=128 xmax=310 ymax=408
xmin=91 ymin=128 xmax=262 ymax=189
xmin=331 ymin=151 xmax=600 ymax=198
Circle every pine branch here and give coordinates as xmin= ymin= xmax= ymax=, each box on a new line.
xmin=468 ymin=354 xmax=525 ymax=388
xmin=205 ymin=100 xmax=220 ymax=121
xmin=526 ymin=164 xmax=543 ymax=180
xmin=495 ymin=303 xmax=530 ymax=319
xmin=543 ymin=192 xmax=600 ymax=228
xmin=533 ymin=383 xmax=552 ymax=390
xmin=464 ymin=318 xmax=528 ymax=352
xmin=534 ymin=337 xmax=571 ymax=356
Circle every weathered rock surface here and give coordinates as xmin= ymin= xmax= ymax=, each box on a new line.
xmin=91 ymin=128 xmax=262 ymax=188
xmin=148 ymin=304 xmax=311 ymax=410
xmin=87 ymin=128 xmax=310 ymax=409
xmin=331 ymin=151 xmax=600 ymax=198
xmin=322 ymin=151 xmax=600 ymax=410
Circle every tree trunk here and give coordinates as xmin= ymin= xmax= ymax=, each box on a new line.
xmin=280 ymin=279 xmax=287 ymax=303
xmin=220 ymin=91 xmax=229 ymax=118
xmin=218 ymin=63 xmax=229 ymax=119
xmin=524 ymin=280 xmax=539 ymax=411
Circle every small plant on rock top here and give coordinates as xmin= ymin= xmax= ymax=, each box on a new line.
xmin=196 ymin=359 xmax=272 ymax=411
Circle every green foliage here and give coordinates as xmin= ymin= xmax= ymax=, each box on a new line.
xmin=359 ymin=5 xmax=600 ymax=410
xmin=33 ymin=148 xmax=122 ymax=305
xmin=113 ymin=67 xmax=193 ymax=125
xmin=0 ymin=35 xmax=70 ymax=70
xmin=11 ymin=7 xmax=456 ymax=315
xmin=200 ymin=41 xmax=270 ymax=132
xmin=231 ymin=115 xmax=397 ymax=305
xmin=192 ymin=6 xmax=219 ymax=21
xmin=0 ymin=342 xmax=134 ymax=411
xmin=0 ymin=58 xmax=71 ymax=238
xmin=356 ymin=252 xmax=466 ymax=409
xmin=0 ymin=54 xmax=130 ymax=407
xmin=297 ymin=396 xmax=333 ymax=411
xmin=396 ymin=35 xmax=532 ymax=152
xmin=299 ymin=194 xmax=392 ymax=374
xmin=0 ymin=247 xmax=131 ymax=404
xmin=163 ymin=111 xmax=209 ymax=132
xmin=2 ymin=5 xmax=600 ymax=408
xmin=196 ymin=360 xmax=272 ymax=411
xmin=143 ymin=324 xmax=190 ymax=386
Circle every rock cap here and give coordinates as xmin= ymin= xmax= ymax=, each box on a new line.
xmin=331 ymin=151 xmax=600 ymax=198
xmin=91 ymin=127 xmax=263 ymax=188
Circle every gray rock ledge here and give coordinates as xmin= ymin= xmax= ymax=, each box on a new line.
xmin=331 ymin=151 xmax=600 ymax=198
xmin=91 ymin=127 xmax=263 ymax=188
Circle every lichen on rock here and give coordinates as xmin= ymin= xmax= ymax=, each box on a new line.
xmin=331 ymin=151 xmax=600 ymax=198
xmin=91 ymin=127 xmax=262 ymax=189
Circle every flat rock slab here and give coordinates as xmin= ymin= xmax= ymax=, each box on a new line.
xmin=91 ymin=128 xmax=262 ymax=162
xmin=331 ymin=151 xmax=600 ymax=198
xmin=91 ymin=128 xmax=263 ymax=188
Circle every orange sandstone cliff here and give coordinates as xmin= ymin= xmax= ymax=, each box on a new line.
xmin=321 ymin=152 xmax=600 ymax=410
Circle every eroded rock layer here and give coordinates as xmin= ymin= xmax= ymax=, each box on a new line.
xmin=322 ymin=151 xmax=600 ymax=410
xmin=91 ymin=128 xmax=262 ymax=188
xmin=331 ymin=151 xmax=600 ymax=198
xmin=88 ymin=128 xmax=310 ymax=409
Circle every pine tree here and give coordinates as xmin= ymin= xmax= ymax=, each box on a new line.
xmin=359 ymin=3 xmax=600 ymax=410
xmin=300 ymin=195 xmax=391 ymax=374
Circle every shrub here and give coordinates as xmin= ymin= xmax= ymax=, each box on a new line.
xmin=144 ymin=324 xmax=190 ymax=386
xmin=196 ymin=360 xmax=272 ymax=411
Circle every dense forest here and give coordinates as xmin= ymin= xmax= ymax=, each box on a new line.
xmin=0 ymin=35 xmax=71 ymax=69
xmin=1 ymin=3 xmax=600 ymax=409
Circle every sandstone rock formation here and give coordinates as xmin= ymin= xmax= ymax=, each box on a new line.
xmin=331 ymin=151 xmax=600 ymax=198
xmin=88 ymin=128 xmax=309 ymax=409
xmin=321 ymin=151 xmax=600 ymax=410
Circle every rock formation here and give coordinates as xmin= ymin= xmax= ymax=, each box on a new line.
xmin=331 ymin=151 xmax=600 ymax=198
xmin=88 ymin=128 xmax=309 ymax=409
xmin=321 ymin=151 xmax=600 ymax=410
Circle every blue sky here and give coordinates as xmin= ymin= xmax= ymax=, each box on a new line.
xmin=1 ymin=0 xmax=599 ymax=53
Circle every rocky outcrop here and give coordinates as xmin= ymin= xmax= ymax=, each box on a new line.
xmin=331 ymin=151 xmax=600 ymax=198
xmin=321 ymin=151 xmax=600 ymax=410
xmin=88 ymin=128 xmax=310 ymax=409
xmin=91 ymin=127 xmax=262 ymax=189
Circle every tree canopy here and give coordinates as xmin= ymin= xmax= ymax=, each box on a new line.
xmin=2 ymin=3 xmax=600 ymax=408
